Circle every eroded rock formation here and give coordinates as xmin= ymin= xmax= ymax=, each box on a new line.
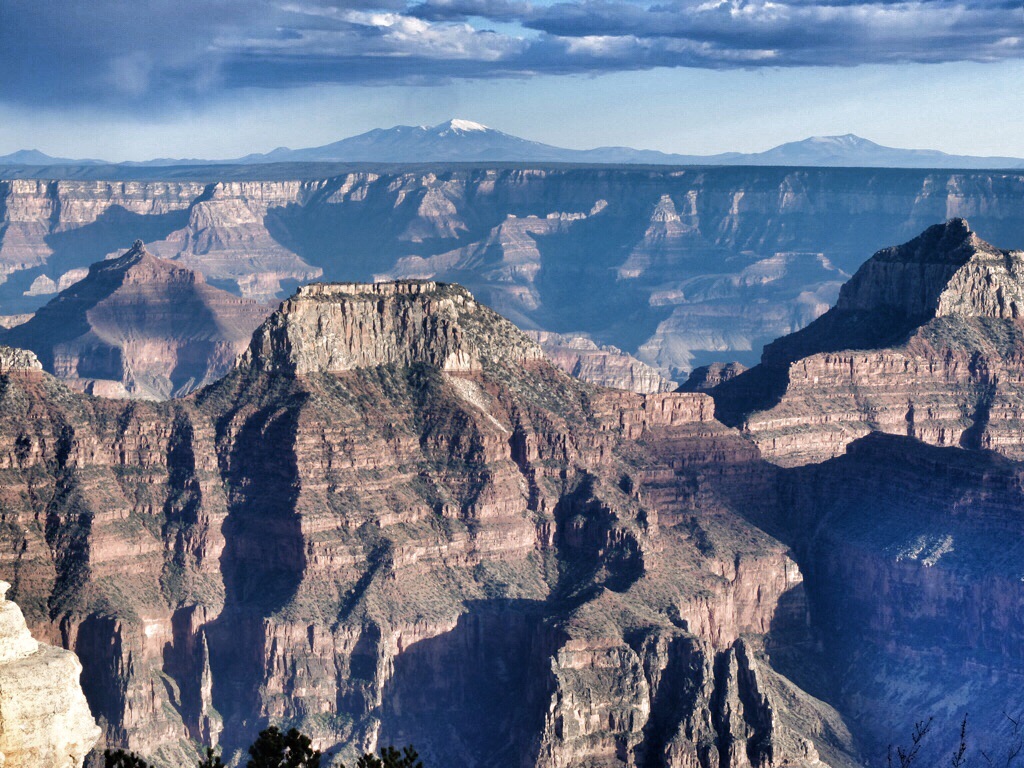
xmin=528 ymin=330 xmax=678 ymax=393
xmin=713 ymin=220 xmax=1024 ymax=466
xmin=0 ymin=284 xmax=856 ymax=768
xmin=0 ymin=581 xmax=100 ymax=768
xmin=1 ymin=241 xmax=269 ymax=399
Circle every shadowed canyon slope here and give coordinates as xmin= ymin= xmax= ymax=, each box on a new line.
xmin=0 ymin=281 xmax=857 ymax=768
xmin=3 ymin=168 xmax=1024 ymax=379
xmin=0 ymin=241 xmax=268 ymax=399
xmin=714 ymin=220 xmax=1024 ymax=466
xmin=5 ymin=237 xmax=1024 ymax=766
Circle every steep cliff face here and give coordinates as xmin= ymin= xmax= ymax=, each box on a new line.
xmin=4 ymin=168 xmax=1024 ymax=377
xmin=528 ymin=331 xmax=678 ymax=393
xmin=0 ymin=285 xmax=856 ymax=767
xmin=0 ymin=581 xmax=100 ymax=768
xmin=1 ymin=241 xmax=269 ymax=399
xmin=713 ymin=220 xmax=1024 ymax=466
xmin=775 ymin=433 xmax=1024 ymax=759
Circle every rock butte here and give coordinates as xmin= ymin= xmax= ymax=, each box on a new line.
xmin=714 ymin=219 xmax=1024 ymax=466
xmin=0 ymin=278 xmax=856 ymax=768
xmin=0 ymin=581 xmax=100 ymax=768
xmin=0 ymin=241 xmax=269 ymax=399
xmin=3 ymin=223 xmax=1024 ymax=766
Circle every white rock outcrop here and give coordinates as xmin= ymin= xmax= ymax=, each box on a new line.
xmin=0 ymin=581 xmax=100 ymax=768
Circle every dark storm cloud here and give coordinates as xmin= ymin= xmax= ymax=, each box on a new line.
xmin=1 ymin=0 xmax=1021 ymax=107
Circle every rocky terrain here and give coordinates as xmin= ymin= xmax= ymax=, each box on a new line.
xmin=3 ymin=168 xmax=1024 ymax=379
xmin=0 ymin=280 xmax=859 ymax=768
xmin=0 ymin=580 xmax=100 ymax=768
xmin=713 ymin=220 xmax=1024 ymax=466
xmin=5 ymin=221 xmax=1024 ymax=767
xmin=527 ymin=331 xmax=677 ymax=393
xmin=0 ymin=241 xmax=269 ymax=399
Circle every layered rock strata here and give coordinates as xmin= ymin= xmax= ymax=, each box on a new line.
xmin=0 ymin=283 xmax=856 ymax=768
xmin=714 ymin=220 xmax=1024 ymax=466
xmin=775 ymin=433 xmax=1024 ymax=759
xmin=4 ymin=168 xmax=1024 ymax=376
xmin=1 ymin=241 xmax=269 ymax=399
xmin=0 ymin=581 xmax=100 ymax=768
xmin=528 ymin=330 xmax=678 ymax=393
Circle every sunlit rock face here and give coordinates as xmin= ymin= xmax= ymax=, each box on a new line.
xmin=0 ymin=279 xmax=858 ymax=768
xmin=0 ymin=581 xmax=100 ymax=768
xmin=528 ymin=330 xmax=678 ymax=394
xmin=713 ymin=220 xmax=1024 ymax=466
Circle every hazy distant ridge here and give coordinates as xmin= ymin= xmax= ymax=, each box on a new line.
xmin=3 ymin=120 xmax=1023 ymax=169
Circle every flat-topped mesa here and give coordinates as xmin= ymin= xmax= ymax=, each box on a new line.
xmin=0 ymin=582 xmax=100 ymax=768
xmin=837 ymin=218 xmax=1024 ymax=320
xmin=241 ymin=280 xmax=544 ymax=375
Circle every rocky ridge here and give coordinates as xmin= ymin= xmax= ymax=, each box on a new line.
xmin=713 ymin=220 xmax=1024 ymax=466
xmin=0 ymin=581 xmax=100 ymax=768
xmin=0 ymin=280 xmax=857 ymax=768
xmin=1 ymin=241 xmax=269 ymax=399
xmin=528 ymin=330 xmax=678 ymax=393
xmin=4 ymin=168 xmax=1024 ymax=377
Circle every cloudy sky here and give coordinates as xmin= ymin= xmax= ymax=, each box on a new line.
xmin=0 ymin=0 xmax=1021 ymax=159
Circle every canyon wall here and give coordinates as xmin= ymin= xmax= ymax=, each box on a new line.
xmin=0 ymin=283 xmax=858 ymax=768
xmin=3 ymin=168 xmax=1024 ymax=378
xmin=775 ymin=433 xmax=1024 ymax=760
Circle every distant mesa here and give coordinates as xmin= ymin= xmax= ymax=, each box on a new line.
xmin=527 ymin=330 xmax=678 ymax=393
xmin=713 ymin=219 xmax=1024 ymax=466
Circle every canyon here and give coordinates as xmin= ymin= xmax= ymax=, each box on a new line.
xmin=3 ymin=167 xmax=1024 ymax=383
xmin=0 ymin=281 xmax=857 ymax=768
xmin=2 ymin=221 xmax=1024 ymax=767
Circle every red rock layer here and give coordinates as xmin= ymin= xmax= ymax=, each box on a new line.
xmin=0 ymin=281 xmax=855 ymax=768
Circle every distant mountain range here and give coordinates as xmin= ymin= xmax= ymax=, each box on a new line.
xmin=3 ymin=119 xmax=1023 ymax=169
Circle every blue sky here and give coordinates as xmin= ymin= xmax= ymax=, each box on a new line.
xmin=1 ymin=0 xmax=1022 ymax=160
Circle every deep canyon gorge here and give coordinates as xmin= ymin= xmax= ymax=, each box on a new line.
xmin=1 ymin=217 xmax=1024 ymax=767
xmin=3 ymin=166 xmax=1024 ymax=390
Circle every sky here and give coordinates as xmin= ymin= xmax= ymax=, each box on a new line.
xmin=0 ymin=0 xmax=1022 ymax=160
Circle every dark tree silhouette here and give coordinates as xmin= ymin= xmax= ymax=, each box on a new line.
xmin=247 ymin=725 xmax=322 ymax=768
xmin=198 ymin=746 xmax=227 ymax=768
xmin=104 ymin=749 xmax=152 ymax=768
xmin=346 ymin=745 xmax=423 ymax=768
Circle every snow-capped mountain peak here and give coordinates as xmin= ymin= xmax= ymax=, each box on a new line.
xmin=435 ymin=119 xmax=490 ymax=135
